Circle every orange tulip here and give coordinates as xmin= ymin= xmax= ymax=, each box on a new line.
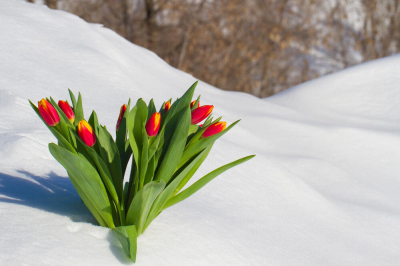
xmin=38 ymin=98 xmax=60 ymax=126
xmin=58 ymin=100 xmax=75 ymax=124
xmin=191 ymin=105 xmax=213 ymax=124
xmin=146 ymin=112 xmax=161 ymax=137
xmin=201 ymin=122 xmax=227 ymax=138
xmin=78 ymin=120 xmax=96 ymax=147
xmin=116 ymin=104 xmax=127 ymax=131
xmin=164 ymin=101 xmax=171 ymax=113
xmin=190 ymin=100 xmax=200 ymax=109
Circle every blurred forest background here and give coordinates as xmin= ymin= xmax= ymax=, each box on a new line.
xmin=26 ymin=0 xmax=400 ymax=97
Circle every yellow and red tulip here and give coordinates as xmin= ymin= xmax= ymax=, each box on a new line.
xmin=58 ymin=100 xmax=75 ymax=123
xmin=201 ymin=122 xmax=226 ymax=138
xmin=191 ymin=105 xmax=213 ymax=124
xmin=116 ymin=104 xmax=127 ymax=131
xmin=146 ymin=112 xmax=161 ymax=137
xmin=78 ymin=120 xmax=96 ymax=147
xmin=164 ymin=101 xmax=171 ymax=113
xmin=38 ymin=98 xmax=60 ymax=126
xmin=190 ymin=100 xmax=200 ymax=109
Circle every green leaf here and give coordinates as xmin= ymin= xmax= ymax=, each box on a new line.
xmin=127 ymin=106 xmax=139 ymax=172
xmin=49 ymin=143 xmax=115 ymax=228
xmin=126 ymin=99 xmax=148 ymax=204
xmin=186 ymin=124 xmax=200 ymax=144
xmin=143 ymin=148 xmax=209 ymax=232
xmin=154 ymin=106 xmax=190 ymax=184
xmin=139 ymin=127 xmax=149 ymax=190
xmin=126 ymin=180 xmax=165 ymax=234
xmin=73 ymin=92 xmax=85 ymax=126
xmin=72 ymin=130 xmax=120 ymax=209
xmin=148 ymin=135 xmax=160 ymax=160
xmin=163 ymin=155 xmax=256 ymax=210
xmin=173 ymin=145 xmax=213 ymax=196
xmin=188 ymin=124 xmax=199 ymax=137
xmin=144 ymin=155 xmax=156 ymax=185
xmin=157 ymin=81 xmax=197 ymax=161
xmin=88 ymin=110 xmax=100 ymax=136
xmin=147 ymin=99 xmax=156 ymax=121
xmin=98 ymin=126 xmax=124 ymax=203
xmin=116 ymin=101 xmax=132 ymax=177
xmin=68 ymin=171 xmax=108 ymax=227
xmin=178 ymin=120 xmax=240 ymax=169
xmin=68 ymin=89 xmax=77 ymax=110
xmin=112 ymin=225 xmax=137 ymax=263
xmin=202 ymin=116 xmax=213 ymax=127
xmin=191 ymin=95 xmax=201 ymax=111
xmin=133 ymin=99 xmax=148 ymax=150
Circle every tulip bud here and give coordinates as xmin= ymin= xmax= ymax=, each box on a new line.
xmin=116 ymin=104 xmax=127 ymax=131
xmin=38 ymin=98 xmax=60 ymax=126
xmin=78 ymin=120 xmax=96 ymax=147
xmin=58 ymin=100 xmax=75 ymax=124
xmin=201 ymin=122 xmax=227 ymax=138
xmin=191 ymin=105 xmax=213 ymax=124
xmin=146 ymin=112 xmax=161 ymax=137
xmin=164 ymin=101 xmax=171 ymax=113
xmin=190 ymin=100 xmax=200 ymax=109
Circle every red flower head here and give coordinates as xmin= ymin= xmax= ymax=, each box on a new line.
xmin=201 ymin=122 xmax=227 ymax=138
xmin=146 ymin=112 xmax=161 ymax=137
xmin=58 ymin=100 xmax=75 ymax=124
xmin=38 ymin=98 xmax=60 ymax=126
xmin=78 ymin=120 xmax=96 ymax=147
xmin=116 ymin=104 xmax=127 ymax=131
xmin=164 ymin=101 xmax=171 ymax=113
xmin=191 ymin=105 xmax=213 ymax=124
xmin=190 ymin=100 xmax=200 ymax=109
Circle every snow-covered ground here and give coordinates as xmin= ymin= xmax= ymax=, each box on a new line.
xmin=1 ymin=1 xmax=400 ymax=265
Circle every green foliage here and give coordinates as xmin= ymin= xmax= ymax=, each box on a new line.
xmin=29 ymin=82 xmax=255 ymax=263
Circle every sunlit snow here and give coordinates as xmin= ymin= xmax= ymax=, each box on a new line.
xmin=1 ymin=1 xmax=400 ymax=265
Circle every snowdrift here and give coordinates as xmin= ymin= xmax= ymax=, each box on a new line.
xmin=1 ymin=1 xmax=400 ymax=265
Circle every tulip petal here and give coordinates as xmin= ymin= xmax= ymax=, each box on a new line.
xmin=58 ymin=100 xmax=75 ymax=124
xmin=202 ymin=122 xmax=227 ymax=138
xmin=38 ymin=99 xmax=59 ymax=126
xmin=145 ymin=112 xmax=161 ymax=137
xmin=191 ymin=105 xmax=213 ymax=124
xmin=164 ymin=101 xmax=171 ymax=113
xmin=78 ymin=120 xmax=96 ymax=147
xmin=116 ymin=104 xmax=127 ymax=131
xmin=38 ymin=104 xmax=56 ymax=126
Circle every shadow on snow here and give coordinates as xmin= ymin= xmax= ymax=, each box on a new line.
xmin=0 ymin=170 xmax=97 ymax=225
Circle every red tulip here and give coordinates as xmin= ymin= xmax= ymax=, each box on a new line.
xmin=78 ymin=120 xmax=96 ymax=147
xmin=201 ymin=122 xmax=227 ymax=138
xmin=191 ymin=105 xmax=213 ymax=124
xmin=38 ymin=98 xmax=60 ymax=126
xmin=116 ymin=104 xmax=127 ymax=131
xmin=146 ymin=112 xmax=161 ymax=137
xmin=58 ymin=100 xmax=75 ymax=124
xmin=190 ymin=100 xmax=200 ymax=109
xmin=164 ymin=101 xmax=171 ymax=113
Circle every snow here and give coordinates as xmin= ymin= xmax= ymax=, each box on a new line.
xmin=1 ymin=0 xmax=400 ymax=265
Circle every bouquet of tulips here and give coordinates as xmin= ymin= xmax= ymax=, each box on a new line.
xmin=29 ymin=82 xmax=254 ymax=262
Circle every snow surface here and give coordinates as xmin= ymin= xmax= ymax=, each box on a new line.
xmin=1 ymin=1 xmax=400 ymax=265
